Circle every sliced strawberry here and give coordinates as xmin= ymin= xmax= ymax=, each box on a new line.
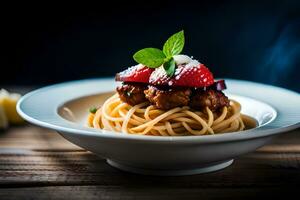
xmin=115 ymin=64 xmax=154 ymax=83
xmin=174 ymin=64 xmax=214 ymax=87
xmin=149 ymin=63 xmax=214 ymax=88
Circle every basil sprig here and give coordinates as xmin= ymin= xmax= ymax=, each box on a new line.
xmin=133 ymin=30 xmax=184 ymax=76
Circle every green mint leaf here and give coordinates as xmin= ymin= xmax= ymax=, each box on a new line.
xmin=133 ymin=48 xmax=166 ymax=68
xmin=163 ymin=57 xmax=176 ymax=77
xmin=163 ymin=30 xmax=185 ymax=57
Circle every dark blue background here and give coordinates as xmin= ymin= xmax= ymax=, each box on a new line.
xmin=2 ymin=0 xmax=300 ymax=92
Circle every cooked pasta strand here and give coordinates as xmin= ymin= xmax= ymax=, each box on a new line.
xmin=87 ymin=94 xmax=257 ymax=136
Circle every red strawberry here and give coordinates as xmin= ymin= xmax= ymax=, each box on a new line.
xmin=115 ymin=64 xmax=154 ymax=83
xmin=149 ymin=63 xmax=214 ymax=87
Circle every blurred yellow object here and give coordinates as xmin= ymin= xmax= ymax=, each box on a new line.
xmin=0 ymin=89 xmax=24 ymax=126
xmin=0 ymin=103 xmax=8 ymax=129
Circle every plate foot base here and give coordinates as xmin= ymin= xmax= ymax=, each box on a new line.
xmin=106 ymin=159 xmax=234 ymax=176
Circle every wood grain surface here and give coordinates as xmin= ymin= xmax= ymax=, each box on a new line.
xmin=0 ymin=124 xmax=300 ymax=199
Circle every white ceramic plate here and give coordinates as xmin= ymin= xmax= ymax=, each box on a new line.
xmin=17 ymin=78 xmax=300 ymax=176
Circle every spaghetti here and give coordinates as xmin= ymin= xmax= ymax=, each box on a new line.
xmin=87 ymin=93 xmax=257 ymax=136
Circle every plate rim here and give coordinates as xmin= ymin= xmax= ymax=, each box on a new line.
xmin=17 ymin=78 xmax=300 ymax=143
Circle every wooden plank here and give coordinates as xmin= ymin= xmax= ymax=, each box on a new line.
xmin=0 ymin=125 xmax=80 ymax=150
xmin=0 ymin=186 xmax=299 ymax=200
xmin=0 ymin=150 xmax=300 ymax=187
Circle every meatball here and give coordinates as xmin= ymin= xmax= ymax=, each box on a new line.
xmin=116 ymin=83 xmax=147 ymax=106
xmin=144 ymin=86 xmax=191 ymax=110
xmin=117 ymin=83 xmax=229 ymax=111
xmin=190 ymin=89 xmax=229 ymax=111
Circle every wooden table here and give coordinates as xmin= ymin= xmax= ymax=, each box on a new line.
xmin=0 ymin=125 xmax=299 ymax=199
